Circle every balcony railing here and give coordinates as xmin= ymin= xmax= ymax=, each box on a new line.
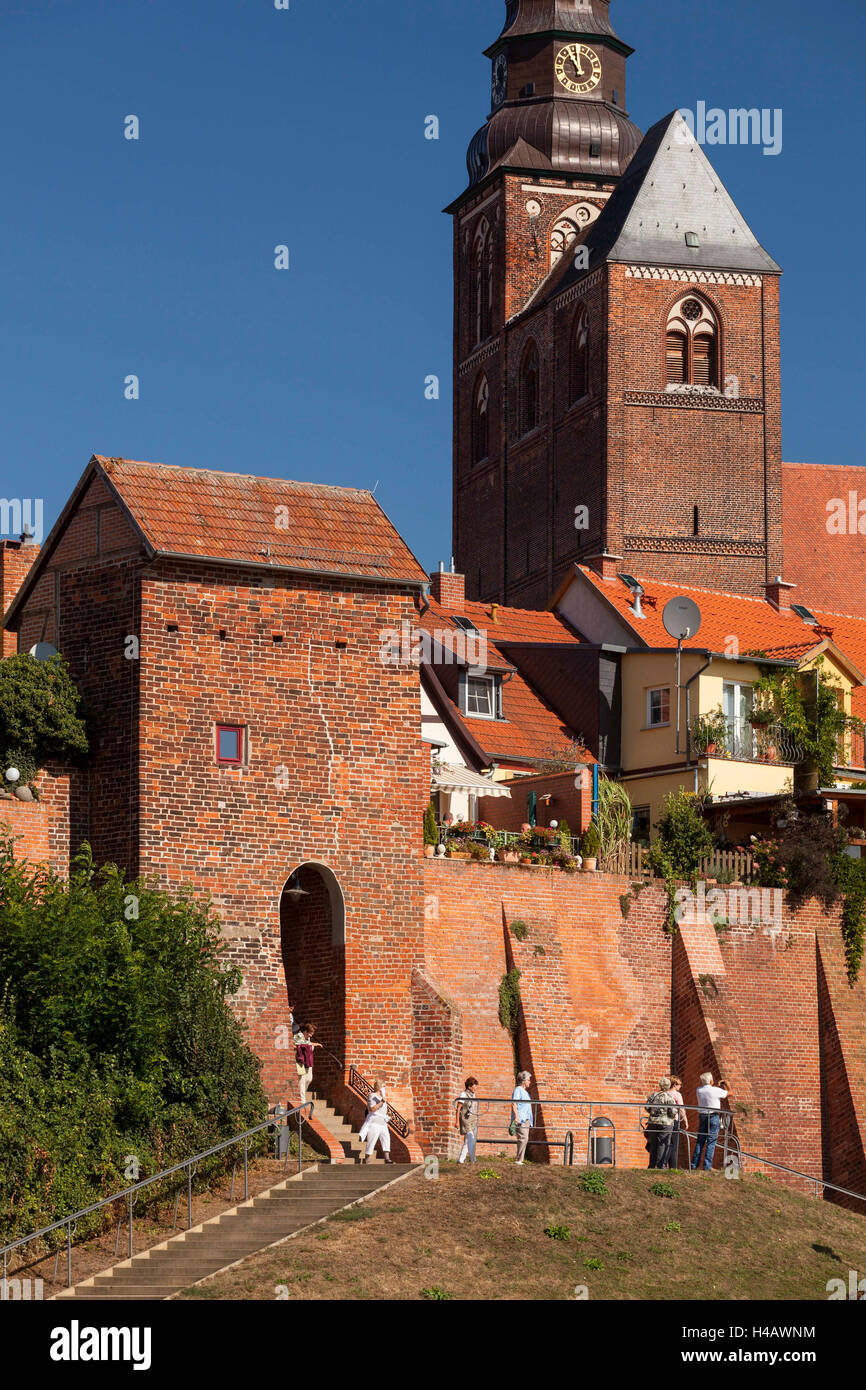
xmin=836 ymin=727 xmax=866 ymax=772
xmin=692 ymin=717 xmax=803 ymax=766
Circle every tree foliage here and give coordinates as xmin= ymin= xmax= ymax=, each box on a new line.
xmin=0 ymin=839 xmax=266 ymax=1243
xmin=0 ymin=654 xmax=89 ymax=785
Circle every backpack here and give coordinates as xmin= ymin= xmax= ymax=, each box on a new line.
xmin=646 ymin=1091 xmax=675 ymax=1128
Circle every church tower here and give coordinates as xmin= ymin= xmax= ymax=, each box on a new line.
xmin=450 ymin=0 xmax=785 ymax=608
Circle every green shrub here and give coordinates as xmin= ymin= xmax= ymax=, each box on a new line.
xmin=421 ymin=1286 xmax=454 ymax=1300
xmin=583 ymin=1256 xmax=603 ymax=1270
xmin=509 ymin=920 xmax=529 ymax=941
xmin=423 ymin=802 xmax=439 ymax=846
xmin=581 ymin=823 xmax=600 ymax=858
xmin=0 ymin=654 xmax=89 ymax=787
xmin=0 ymin=838 xmax=266 ymax=1244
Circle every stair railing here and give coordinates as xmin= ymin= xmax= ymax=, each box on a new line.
xmin=0 ymin=1099 xmax=313 ymax=1292
xmin=321 ymin=1049 xmax=412 ymax=1139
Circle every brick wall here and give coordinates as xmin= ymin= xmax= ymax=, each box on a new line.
xmin=0 ymin=766 xmax=70 ymax=871
xmin=479 ymin=768 xmax=591 ymax=838
xmin=136 ymin=559 xmax=429 ymax=1118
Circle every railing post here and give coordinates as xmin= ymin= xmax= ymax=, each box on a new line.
xmin=128 ymin=1191 xmax=133 ymax=1259
xmin=298 ymin=1109 xmax=303 ymax=1174
xmin=187 ymin=1165 xmax=193 ymax=1229
xmin=244 ymin=1138 xmax=248 ymax=1200
xmin=67 ymin=1221 xmax=72 ymax=1288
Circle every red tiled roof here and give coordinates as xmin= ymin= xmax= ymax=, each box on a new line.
xmin=420 ymin=595 xmax=593 ymax=765
xmin=576 ymin=564 xmax=847 ymax=657
xmin=98 ymin=456 xmax=427 ymax=585
xmin=782 ymin=462 xmax=866 ymax=618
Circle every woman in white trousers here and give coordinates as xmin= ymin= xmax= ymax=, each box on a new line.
xmin=360 ymin=1082 xmax=393 ymax=1164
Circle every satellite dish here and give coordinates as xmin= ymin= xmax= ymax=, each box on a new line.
xmin=29 ymin=642 xmax=59 ymax=661
xmin=662 ymin=597 xmax=702 ymax=642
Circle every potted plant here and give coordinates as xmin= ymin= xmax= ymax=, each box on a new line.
xmin=581 ymin=823 xmax=600 ymax=872
xmin=423 ymin=801 xmax=439 ymax=858
xmin=692 ymin=705 xmax=728 ymax=757
xmin=748 ymin=706 xmax=774 ymax=727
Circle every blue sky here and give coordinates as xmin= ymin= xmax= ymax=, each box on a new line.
xmin=1 ymin=0 xmax=863 ymax=569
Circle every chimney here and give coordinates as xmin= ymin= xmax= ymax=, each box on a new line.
xmin=0 ymin=537 xmax=41 ymax=659
xmin=1 ymin=543 xmax=39 ymax=659
xmin=765 ymin=575 xmax=795 ymax=612
xmin=490 ymin=603 xmax=500 ymax=624
xmin=586 ymin=550 xmax=623 ymax=582
xmin=429 ymin=561 xmax=466 ymax=611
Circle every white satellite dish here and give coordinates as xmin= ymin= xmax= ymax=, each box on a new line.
xmin=662 ymin=597 xmax=702 ymax=642
xmin=29 ymin=642 xmax=59 ymax=661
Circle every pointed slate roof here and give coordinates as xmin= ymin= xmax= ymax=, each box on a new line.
xmin=556 ymin=110 xmax=781 ymax=293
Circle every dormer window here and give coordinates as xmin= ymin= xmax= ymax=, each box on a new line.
xmin=462 ymin=673 xmax=502 ymax=720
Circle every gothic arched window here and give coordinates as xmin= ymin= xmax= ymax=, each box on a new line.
xmin=519 ymin=340 xmax=540 ymax=436
xmin=472 ymin=374 xmax=489 ymax=465
xmin=570 ymin=306 xmax=589 ymax=402
xmin=549 ymin=203 xmax=601 ymax=268
xmin=666 ymin=296 xmax=719 ymax=388
xmin=473 ymin=218 xmax=493 ymax=345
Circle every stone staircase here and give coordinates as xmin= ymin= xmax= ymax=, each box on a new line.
xmin=54 ymin=1163 xmax=419 ymax=1301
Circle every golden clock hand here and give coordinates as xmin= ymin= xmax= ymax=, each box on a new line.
xmin=574 ymin=49 xmax=584 ymax=76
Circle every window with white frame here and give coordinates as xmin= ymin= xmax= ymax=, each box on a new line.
xmin=464 ymin=674 xmax=501 ymax=720
xmin=646 ymin=687 xmax=671 ymax=728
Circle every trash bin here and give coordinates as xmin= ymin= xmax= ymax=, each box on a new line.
xmin=588 ymin=1116 xmax=615 ymax=1167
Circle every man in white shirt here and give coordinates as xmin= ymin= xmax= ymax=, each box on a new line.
xmin=691 ymin=1071 xmax=730 ymax=1171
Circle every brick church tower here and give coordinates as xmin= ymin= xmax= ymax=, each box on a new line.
xmin=449 ymin=0 xmax=785 ymax=608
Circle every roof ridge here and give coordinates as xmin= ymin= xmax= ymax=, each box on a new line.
xmin=96 ymin=456 xmax=373 ymax=497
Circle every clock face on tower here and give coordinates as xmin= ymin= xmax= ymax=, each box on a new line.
xmin=491 ymin=53 xmax=507 ymax=109
xmin=554 ymin=43 xmax=602 ymax=95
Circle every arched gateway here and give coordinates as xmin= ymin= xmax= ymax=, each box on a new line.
xmin=279 ymin=862 xmax=346 ymax=1099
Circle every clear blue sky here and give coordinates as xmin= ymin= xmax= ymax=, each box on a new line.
xmin=1 ymin=0 xmax=863 ymax=569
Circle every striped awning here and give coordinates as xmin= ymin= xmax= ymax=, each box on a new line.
xmin=432 ymin=763 xmax=512 ymax=798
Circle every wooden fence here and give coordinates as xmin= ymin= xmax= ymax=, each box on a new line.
xmin=601 ymin=845 xmax=756 ymax=881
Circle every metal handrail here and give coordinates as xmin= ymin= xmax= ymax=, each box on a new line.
xmin=1 ymin=1100 xmax=314 ymax=1289
xmin=451 ymin=1095 xmax=866 ymax=1205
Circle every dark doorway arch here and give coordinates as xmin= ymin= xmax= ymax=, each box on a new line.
xmin=279 ymin=862 xmax=346 ymax=1097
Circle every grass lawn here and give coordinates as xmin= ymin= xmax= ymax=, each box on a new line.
xmin=174 ymin=1160 xmax=866 ymax=1301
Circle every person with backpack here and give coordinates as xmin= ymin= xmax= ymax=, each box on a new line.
xmin=644 ymin=1077 xmax=677 ymax=1168
xmin=457 ymin=1076 xmax=480 ymax=1164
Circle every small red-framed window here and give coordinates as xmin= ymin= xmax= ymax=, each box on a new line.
xmin=216 ymin=724 xmax=245 ymax=765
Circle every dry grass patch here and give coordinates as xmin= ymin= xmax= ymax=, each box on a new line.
xmin=174 ymin=1162 xmax=866 ymax=1302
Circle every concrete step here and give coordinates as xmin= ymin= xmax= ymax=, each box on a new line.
xmin=57 ymin=1163 xmax=422 ymax=1302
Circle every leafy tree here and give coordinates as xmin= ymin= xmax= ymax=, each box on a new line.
xmin=0 ymin=838 xmax=266 ymax=1242
xmin=649 ymin=789 xmax=713 ymax=879
xmin=0 ymin=654 xmax=88 ymax=785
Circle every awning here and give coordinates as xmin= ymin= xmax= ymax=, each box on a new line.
xmin=432 ymin=763 xmax=512 ymax=798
